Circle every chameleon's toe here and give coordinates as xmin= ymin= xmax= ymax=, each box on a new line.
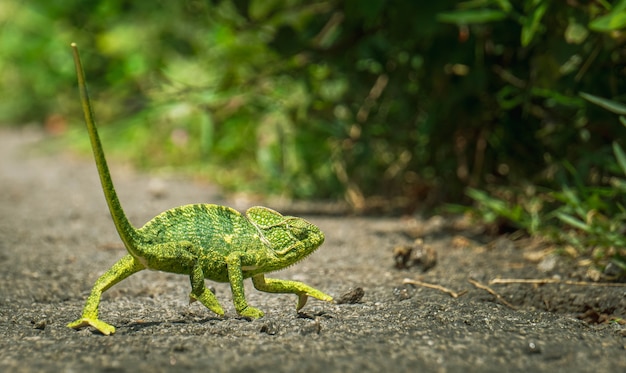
xmin=296 ymin=292 xmax=333 ymax=310
xmin=190 ymin=291 xmax=225 ymax=316
xmin=67 ymin=317 xmax=116 ymax=335
xmin=210 ymin=306 xmax=225 ymax=317
xmin=238 ymin=306 xmax=264 ymax=319
xmin=318 ymin=292 xmax=333 ymax=302
xmin=302 ymin=290 xmax=333 ymax=308
xmin=296 ymin=294 xmax=309 ymax=311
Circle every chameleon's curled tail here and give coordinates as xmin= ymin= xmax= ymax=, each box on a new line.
xmin=71 ymin=43 xmax=141 ymax=254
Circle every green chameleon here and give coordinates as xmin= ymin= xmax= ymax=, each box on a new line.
xmin=67 ymin=43 xmax=332 ymax=335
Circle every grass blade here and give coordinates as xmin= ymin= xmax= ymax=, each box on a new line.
xmin=580 ymin=92 xmax=626 ymax=115
xmin=556 ymin=212 xmax=591 ymax=232
xmin=613 ymin=142 xmax=626 ymax=176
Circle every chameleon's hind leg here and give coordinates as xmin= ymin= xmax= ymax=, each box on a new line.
xmin=189 ymin=262 xmax=225 ymax=317
xmin=147 ymin=241 xmax=226 ymax=317
xmin=124 ymin=240 xmax=226 ymax=318
xmin=67 ymin=254 xmax=144 ymax=335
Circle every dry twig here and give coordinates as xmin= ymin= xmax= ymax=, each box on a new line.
xmin=402 ymin=278 xmax=467 ymax=298
xmin=467 ymin=278 xmax=517 ymax=310
xmin=489 ymin=278 xmax=626 ymax=287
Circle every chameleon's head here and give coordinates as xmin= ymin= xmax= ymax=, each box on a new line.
xmin=246 ymin=206 xmax=325 ymax=265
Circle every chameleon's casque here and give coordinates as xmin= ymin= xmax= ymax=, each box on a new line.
xmin=67 ymin=43 xmax=332 ymax=335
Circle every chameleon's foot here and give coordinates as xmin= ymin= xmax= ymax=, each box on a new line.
xmin=67 ymin=317 xmax=116 ymax=335
xmin=297 ymin=294 xmax=308 ymax=310
xmin=190 ymin=291 xmax=225 ymax=317
xmin=237 ymin=306 xmax=264 ymax=319
xmin=297 ymin=291 xmax=333 ymax=310
xmin=317 ymin=292 xmax=333 ymax=302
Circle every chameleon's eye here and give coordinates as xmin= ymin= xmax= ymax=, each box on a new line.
xmin=291 ymin=226 xmax=309 ymax=241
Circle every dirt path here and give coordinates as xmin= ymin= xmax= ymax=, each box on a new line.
xmin=0 ymin=128 xmax=624 ymax=372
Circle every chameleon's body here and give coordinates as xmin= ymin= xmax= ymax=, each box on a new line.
xmin=67 ymin=44 xmax=332 ymax=335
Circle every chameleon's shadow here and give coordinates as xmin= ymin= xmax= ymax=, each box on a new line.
xmin=118 ymin=316 xmax=224 ymax=334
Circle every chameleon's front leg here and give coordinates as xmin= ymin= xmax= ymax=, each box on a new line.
xmin=225 ymin=253 xmax=264 ymax=319
xmin=252 ymin=274 xmax=333 ymax=311
xmin=67 ymin=254 xmax=144 ymax=335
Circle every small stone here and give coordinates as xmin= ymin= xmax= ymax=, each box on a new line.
xmin=526 ymin=341 xmax=541 ymax=354
xmin=393 ymin=286 xmax=413 ymax=301
xmin=604 ymin=261 xmax=625 ymax=279
xmin=392 ymin=239 xmax=437 ymax=271
xmin=415 ymin=243 xmax=437 ymax=271
xmin=32 ymin=319 xmax=47 ymax=330
xmin=537 ymin=255 xmax=557 ymax=272
xmin=336 ymin=287 xmax=365 ymax=304
xmin=393 ymin=245 xmax=413 ymax=269
xmin=260 ymin=321 xmax=279 ymax=335
xmin=586 ymin=267 xmax=602 ymax=282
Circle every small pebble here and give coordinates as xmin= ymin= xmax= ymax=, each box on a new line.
xmin=336 ymin=287 xmax=365 ymax=304
xmin=538 ymin=255 xmax=557 ymax=272
xmin=526 ymin=341 xmax=541 ymax=354
xmin=393 ymin=286 xmax=413 ymax=301
xmin=392 ymin=239 xmax=437 ymax=271
xmin=260 ymin=321 xmax=279 ymax=335
xmin=32 ymin=320 xmax=47 ymax=330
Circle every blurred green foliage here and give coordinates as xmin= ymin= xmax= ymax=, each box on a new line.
xmin=467 ymin=92 xmax=626 ymax=272
xmin=1 ymin=0 xmax=626 ymax=231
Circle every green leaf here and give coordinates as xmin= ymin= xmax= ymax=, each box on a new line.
xmin=437 ymin=10 xmax=507 ymax=24
xmin=556 ymin=212 xmax=591 ymax=232
xmin=589 ymin=13 xmax=626 ymax=32
xmin=530 ymin=88 xmax=584 ymax=107
xmin=521 ymin=3 xmax=548 ymax=46
xmin=589 ymin=1 xmax=626 ymax=32
xmin=613 ymin=142 xmax=626 ymax=176
xmin=611 ymin=257 xmax=626 ymax=271
xmin=494 ymin=0 xmax=513 ymax=13
xmin=249 ymin=0 xmax=281 ymax=20
xmin=579 ymin=92 xmax=626 ymax=115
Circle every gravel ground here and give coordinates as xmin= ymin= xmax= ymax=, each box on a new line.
xmin=0 ymin=128 xmax=624 ymax=372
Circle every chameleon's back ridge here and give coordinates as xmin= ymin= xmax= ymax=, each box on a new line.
xmin=67 ymin=43 xmax=332 ymax=335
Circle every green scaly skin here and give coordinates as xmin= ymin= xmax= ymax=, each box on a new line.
xmin=67 ymin=43 xmax=332 ymax=335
